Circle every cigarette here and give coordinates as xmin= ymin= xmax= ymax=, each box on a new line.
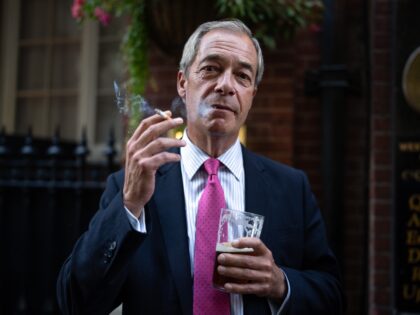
xmin=154 ymin=108 xmax=171 ymax=120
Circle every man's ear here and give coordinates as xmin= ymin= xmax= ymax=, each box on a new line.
xmin=253 ymin=86 xmax=257 ymax=97
xmin=177 ymin=71 xmax=187 ymax=100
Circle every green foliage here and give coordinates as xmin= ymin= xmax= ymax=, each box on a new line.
xmin=120 ymin=2 xmax=148 ymax=134
xmin=216 ymin=0 xmax=324 ymax=48
xmin=72 ymin=0 xmax=147 ymax=135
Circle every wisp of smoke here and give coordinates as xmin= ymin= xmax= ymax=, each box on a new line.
xmin=197 ymin=100 xmax=212 ymax=118
xmin=114 ymin=80 xmax=186 ymax=120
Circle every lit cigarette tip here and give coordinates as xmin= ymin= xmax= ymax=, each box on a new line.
xmin=155 ymin=108 xmax=171 ymax=120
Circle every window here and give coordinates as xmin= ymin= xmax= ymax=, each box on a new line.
xmin=0 ymin=0 xmax=126 ymax=159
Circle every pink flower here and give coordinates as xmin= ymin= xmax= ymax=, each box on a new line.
xmin=94 ymin=7 xmax=112 ymax=26
xmin=71 ymin=0 xmax=84 ymax=20
xmin=71 ymin=2 xmax=84 ymax=19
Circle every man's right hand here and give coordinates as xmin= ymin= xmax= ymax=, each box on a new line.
xmin=123 ymin=111 xmax=186 ymax=218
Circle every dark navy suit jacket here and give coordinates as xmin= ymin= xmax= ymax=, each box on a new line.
xmin=57 ymin=147 xmax=344 ymax=314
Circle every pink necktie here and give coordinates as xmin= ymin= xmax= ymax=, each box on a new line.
xmin=193 ymin=158 xmax=230 ymax=315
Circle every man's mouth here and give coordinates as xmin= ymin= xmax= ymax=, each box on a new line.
xmin=211 ymin=104 xmax=236 ymax=114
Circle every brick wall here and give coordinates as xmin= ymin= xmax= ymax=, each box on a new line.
xmin=292 ymin=30 xmax=322 ymax=200
xmin=368 ymin=0 xmax=393 ymax=314
xmin=248 ymin=45 xmax=296 ymax=166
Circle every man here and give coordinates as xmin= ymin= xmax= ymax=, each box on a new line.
xmin=57 ymin=19 xmax=344 ymax=314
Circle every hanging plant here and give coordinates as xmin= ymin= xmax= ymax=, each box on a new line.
xmin=216 ymin=0 xmax=324 ymax=49
xmin=72 ymin=0 xmax=148 ymax=135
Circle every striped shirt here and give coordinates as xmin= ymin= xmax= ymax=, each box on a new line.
xmin=180 ymin=131 xmax=245 ymax=315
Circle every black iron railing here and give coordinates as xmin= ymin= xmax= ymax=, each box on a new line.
xmin=0 ymin=127 xmax=119 ymax=315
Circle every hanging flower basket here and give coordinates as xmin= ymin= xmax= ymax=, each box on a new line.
xmin=145 ymin=0 xmax=217 ymax=56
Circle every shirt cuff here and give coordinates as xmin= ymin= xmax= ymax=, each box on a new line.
xmin=124 ymin=206 xmax=147 ymax=233
xmin=268 ymin=270 xmax=291 ymax=315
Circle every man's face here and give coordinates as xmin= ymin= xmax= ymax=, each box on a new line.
xmin=177 ymin=29 xmax=258 ymax=143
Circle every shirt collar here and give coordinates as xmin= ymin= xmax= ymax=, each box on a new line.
xmin=180 ymin=129 xmax=243 ymax=181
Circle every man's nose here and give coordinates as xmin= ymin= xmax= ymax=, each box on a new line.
xmin=214 ymin=71 xmax=236 ymax=96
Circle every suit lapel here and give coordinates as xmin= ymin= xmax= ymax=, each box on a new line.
xmin=242 ymin=147 xmax=272 ymax=314
xmin=242 ymin=147 xmax=269 ymax=234
xmin=152 ymin=160 xmax=193 ymax=315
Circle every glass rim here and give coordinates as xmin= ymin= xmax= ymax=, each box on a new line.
xmin=220 ymin=208 xmax=265 ymax=220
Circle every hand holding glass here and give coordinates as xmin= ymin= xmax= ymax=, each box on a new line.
xmin=212 ymin=208 xmax=265 ymax=290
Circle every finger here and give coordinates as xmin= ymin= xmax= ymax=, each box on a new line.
xmin=130 ymin=111 xmax=179 ymax=142
xmin=223 ymin=281 xmax=270 ymax=297
xmin=218 ymin=252 xmax=269 ymax=271
xmin=129 ymin=139 xmax=185 ymax=165
xmin=232 ymin=237 xmax=268 ymax=255
xmin=126 ymin=117 xmax=184 ymax=156
xmin=135 ymin=117 xmax=184 ymax=149
xmin=217 ymin=264 xmax=266 ymax=282
xmin=129 ymin=111 xmax=172 ymax=141
xmin=140 ymin=137 xmax=186 ymax=158
xmin=134 ymin=151 xmax=183 ymax=172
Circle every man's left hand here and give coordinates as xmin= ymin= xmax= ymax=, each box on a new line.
xmin=217 ymin=237 xmax=286 ymax=302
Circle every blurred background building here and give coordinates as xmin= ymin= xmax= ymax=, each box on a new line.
xmin=0 ymin=0 xmax=419 ymax=314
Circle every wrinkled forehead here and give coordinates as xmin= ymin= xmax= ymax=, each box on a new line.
xmin=195 ymin=29 xmax=258 ymax=70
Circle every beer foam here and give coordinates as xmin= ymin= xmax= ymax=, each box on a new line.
xmin=216 ymin=242 xmax=254 ymax=253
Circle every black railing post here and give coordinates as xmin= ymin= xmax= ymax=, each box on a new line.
xmin=15 ymin=128 xmax=36 ymax=314
xmin=105 ymin=128 xmax=117 ymax=174
xmin=41 ymin=128 xmax=62 ymax=314
xmin=0 ymin=126 xmax=9 ymax=178
xmin=73 ymin=128 xmax=89 ymax=240
xmin=0 ymin=126 xmax=10 ymax=314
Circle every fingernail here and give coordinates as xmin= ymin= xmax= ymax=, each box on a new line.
xmin=219 ymin=254 xmax=226 ymax=262
xmin=173 ymin=117 xmax=183 ymax=124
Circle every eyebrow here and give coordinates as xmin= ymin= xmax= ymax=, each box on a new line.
xmin=199 ymin=54 xmax=255 ymax=75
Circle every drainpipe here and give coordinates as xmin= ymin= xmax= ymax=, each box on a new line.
xmin=305 ymin=0 xmax=349 ymax=261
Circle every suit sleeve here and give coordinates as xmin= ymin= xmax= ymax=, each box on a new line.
xmin=280 ymin=171 xmax=345 ymax=314
xmin=56 ymin=172 xmax=148 ymax=315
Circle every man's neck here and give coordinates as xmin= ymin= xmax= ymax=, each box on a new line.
xmin=186 ymin=129 xmax=237 ymax=158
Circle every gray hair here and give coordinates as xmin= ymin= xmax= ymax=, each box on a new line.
xmin=179 ymin=19 xmax=264 ymax=86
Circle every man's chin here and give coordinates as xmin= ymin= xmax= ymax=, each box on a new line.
xmin=206 ymin=123 xmax=238 ymax=138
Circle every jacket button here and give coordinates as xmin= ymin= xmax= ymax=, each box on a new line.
xmin=109 ymin=241 xmax=117 ymax=251
xmin=104 ymin=251 xmax=112 ymax=258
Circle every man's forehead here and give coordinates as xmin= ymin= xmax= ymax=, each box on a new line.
xmin=195 ymin=29 xmax=258 ymax=68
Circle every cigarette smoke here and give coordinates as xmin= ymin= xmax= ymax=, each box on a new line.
xmin=114 ymin=80 xmax=187 ymax=120
xmin=197 ymin=100 xmax=212 ymax=118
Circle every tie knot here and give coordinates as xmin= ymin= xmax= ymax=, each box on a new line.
xmin=203 ymin=158 xmax=220 ymax=176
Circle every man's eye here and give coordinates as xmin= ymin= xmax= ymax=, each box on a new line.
xmin=238 ymin=72 xmax=252 ymax=83
xmin=203 ymin=65 xmax=217 ymax=72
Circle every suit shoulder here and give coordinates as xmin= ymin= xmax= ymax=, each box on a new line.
xmin=105 ymin=168 xmax=125 ymax=190
xmin=244 ymin=149 xmax=306 ymax=182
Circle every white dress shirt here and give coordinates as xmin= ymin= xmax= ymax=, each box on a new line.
xmin=126 ymin=130 xmax=289 ymax=314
